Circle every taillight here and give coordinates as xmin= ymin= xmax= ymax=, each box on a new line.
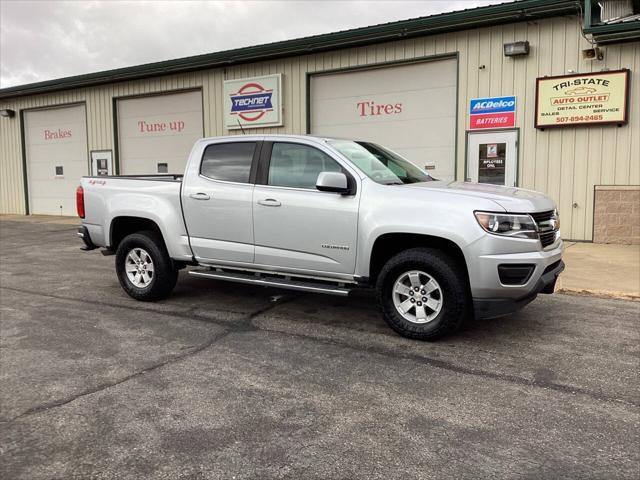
xmin=76 ymin=186 xmax=85 ymax=218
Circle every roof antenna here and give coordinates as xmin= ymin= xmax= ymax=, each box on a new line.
xmin=237 ymin=119 xmax=246 ymax=135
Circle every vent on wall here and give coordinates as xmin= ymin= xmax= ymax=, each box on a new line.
xmin=598 ymin=0 xmax=633 ymax=22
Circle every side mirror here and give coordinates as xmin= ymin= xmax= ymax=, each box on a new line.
xmin=316 ymin=171 xmax=350 ymax=194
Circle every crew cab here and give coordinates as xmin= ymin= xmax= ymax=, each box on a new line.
xmin=77 ymin=135 xmax=564 ymax=340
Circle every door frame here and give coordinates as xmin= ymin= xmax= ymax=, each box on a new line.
xmin=464 ymin=128 xmax=520 ymax=187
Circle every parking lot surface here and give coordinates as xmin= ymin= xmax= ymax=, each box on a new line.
xmin=1 ymin=218 xmax=638 ymax=479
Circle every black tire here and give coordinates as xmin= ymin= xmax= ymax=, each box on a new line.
xmin=115 ymin=231 xmax=178 ymax=301
xmin=376 ymin=248 xmax=470 ymax=341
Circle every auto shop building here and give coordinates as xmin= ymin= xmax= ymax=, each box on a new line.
xmin=0 ymin=0 xmax=638 ymax=243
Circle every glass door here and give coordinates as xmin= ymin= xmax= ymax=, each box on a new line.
xmin=467 ymin=130 xmax=518 ymax=187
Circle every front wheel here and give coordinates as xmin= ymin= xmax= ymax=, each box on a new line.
xmin=115 ymin=231 xmax=178 ymax=301
xmin=376 ymin=248 xmax=470 ymax=340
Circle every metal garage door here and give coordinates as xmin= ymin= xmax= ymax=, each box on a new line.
xmin=24 ymin=104 xmax=88 ymax=216
xmin=117 ymin=90 xmax=204 ymax=175
xmin=310 ymin=59 xmax=457 ymax=181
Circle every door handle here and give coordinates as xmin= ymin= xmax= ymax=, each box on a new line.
xmin=258 ymin=198 xmax=281 ymax=207
xmin=189 ymin=193 xmax=210 ymax=200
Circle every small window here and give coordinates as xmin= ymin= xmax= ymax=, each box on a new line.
xmin=157 ymin=162 xmax=168 ymax=173
xmin=268 ymin=143 xmax=342 ymax=189
xmin=55 ymin=166 xmax=64 ymax=176
xmin=201 ymin=142 xmax=256 ymax=183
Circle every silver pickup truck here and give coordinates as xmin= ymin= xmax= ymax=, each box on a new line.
xmin=77 ymin=134 xmax=564 ymax=340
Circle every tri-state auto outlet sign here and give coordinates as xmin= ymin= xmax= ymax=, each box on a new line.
xmin=224 ymin=74 xmax=282 ymax=129
xmin=469 ymin=96 xmax=516 ymax=130
xmin=535 ymin=70 xmax=629 ymax=128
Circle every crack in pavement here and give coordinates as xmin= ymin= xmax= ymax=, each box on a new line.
xmin=1 ymin=290 xmax=296 ymax=424
xmin=2 ymin=286 xmax=638 ymax=419
xmin=4 ymin=329 xmax=232 ymax=423
xmin=253 ymin=324 xmax=640 ymax=408
xmin=1 ymin=285 xmax=270 ymax=327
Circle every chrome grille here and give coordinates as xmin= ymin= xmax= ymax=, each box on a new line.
xmin=530 ymin=210 xmax=554 ymax=223
xmin=539 ymin=231 xmax=557 ymax=248
xmin=531 ymin=210 xmax=559 ymax=248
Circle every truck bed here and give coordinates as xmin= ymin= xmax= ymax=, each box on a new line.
xmin=80 ymin=174 xmax=191 ymax=260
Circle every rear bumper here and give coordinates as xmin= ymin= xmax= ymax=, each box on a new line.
xmin=473 ymin=259 xmax=565 ymax=319
xmin=77 ymin=225 xmax=97 ymax=251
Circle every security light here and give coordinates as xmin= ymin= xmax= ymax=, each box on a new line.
xmin=503 ymin=41 xmax=530 ymax=57
xmin=0 ymin=109 xmax=16 ymax=118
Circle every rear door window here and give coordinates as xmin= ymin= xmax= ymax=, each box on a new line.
xmin=201 ymin=142 xmax=256 ymax=183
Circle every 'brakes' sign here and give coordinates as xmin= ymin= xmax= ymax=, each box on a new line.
xmin=469 ymin=96 xmax=516 ymax=129
xmin=224 ymin=74 xmax=283 ymax=130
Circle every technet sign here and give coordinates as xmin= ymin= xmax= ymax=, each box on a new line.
xmin=469 ymin=96 xmax=516 ymax=129
xmin=224 ymin=74 xmax=282 ymax=129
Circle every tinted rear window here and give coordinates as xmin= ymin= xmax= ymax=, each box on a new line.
xmin=201 ymin=142 xmax=256 ymax=183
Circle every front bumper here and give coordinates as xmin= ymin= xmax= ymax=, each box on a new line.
xmin=474 ymin=259 xmax=564 ymax=319
xmin=468 ymin=237 xmax=564 ymax=319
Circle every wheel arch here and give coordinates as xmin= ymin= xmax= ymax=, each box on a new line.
xmin=368 ymin=232 xmax=470 ymax=285
xmin=109 ymin=216 xmax=166 ymax=252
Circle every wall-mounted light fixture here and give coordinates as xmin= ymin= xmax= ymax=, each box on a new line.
xmin=582 ymin=47 xmax=604 ymax=61
xmin=0 ymin=109 xmax=16 ymax=118
xmin=503 ymin=41 xmax=530 ymax=57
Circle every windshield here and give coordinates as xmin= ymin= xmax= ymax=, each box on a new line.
xmin=328 ymin=140 xmax=433 ymax=185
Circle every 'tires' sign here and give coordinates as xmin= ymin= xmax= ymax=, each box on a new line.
xmin=357 ymin=100 xmax=403 ymax=117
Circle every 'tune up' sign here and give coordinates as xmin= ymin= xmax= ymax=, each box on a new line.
xmin=469 ymin=96 xmax=516 ymax=130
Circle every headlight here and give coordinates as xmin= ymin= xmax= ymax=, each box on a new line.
xmin=474 ymin=211 xmax=538 ymax=239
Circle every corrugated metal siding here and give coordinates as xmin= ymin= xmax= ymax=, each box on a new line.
xmin=0 ymin=14 xmax=638 ymax=240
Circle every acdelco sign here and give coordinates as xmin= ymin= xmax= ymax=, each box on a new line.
xmin=224 ymin=74 xmax=282 ymax=129
xmin=469 ymin=96 xmax=516 ymax=129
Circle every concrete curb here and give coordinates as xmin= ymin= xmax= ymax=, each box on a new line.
xmin=557 ymin=288 xmax=640 ymax=302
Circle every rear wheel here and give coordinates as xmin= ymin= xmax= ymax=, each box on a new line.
xmin=115 ymin=231 xmax=178 ymax=301
xmin=376 ymin=248 xmax=470 ymax=340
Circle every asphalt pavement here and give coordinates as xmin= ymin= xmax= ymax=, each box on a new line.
xmin=1 ymin=218 xmax=638 ymax=479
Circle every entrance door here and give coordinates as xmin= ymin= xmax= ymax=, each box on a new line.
xmin=91 ymin=150 xmax=113 ymax=176
xmin=467 ymin=130 xmax=518 ymax=187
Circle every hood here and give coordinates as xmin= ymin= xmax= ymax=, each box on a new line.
xmin=405 ymin=181 xmax=556 ymax=212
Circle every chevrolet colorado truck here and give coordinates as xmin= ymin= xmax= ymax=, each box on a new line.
xmin=77 ymin=135 xmax=564 ymax=340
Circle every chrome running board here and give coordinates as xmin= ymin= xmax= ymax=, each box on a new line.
xmin=189 ymin=268 xmax=352 ymax=296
